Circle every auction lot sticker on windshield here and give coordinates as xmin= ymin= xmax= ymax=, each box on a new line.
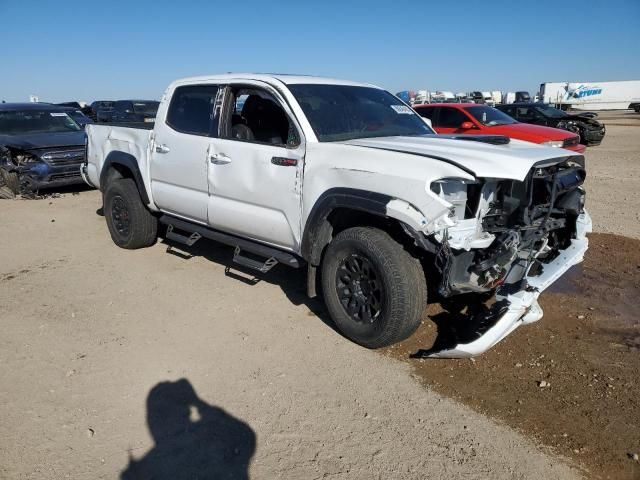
xmin=391 ymin=105 xmax=413 ymax=114
xmin=50 ymin=113 xmax=68 ymax=117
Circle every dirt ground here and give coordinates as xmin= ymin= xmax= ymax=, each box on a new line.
xmin=0 ymin=191 xmax=582 ymax=480
xmin=583 ymin=111 xmax=640 ymax=239
xmin=1 ymin=111 xmax=639 ymax=479
xmin=389 ymin=233 xmax=640 ymax=480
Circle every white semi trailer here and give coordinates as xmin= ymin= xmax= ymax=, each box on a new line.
xmin=540 ymin=80 xmax=640 ymax=110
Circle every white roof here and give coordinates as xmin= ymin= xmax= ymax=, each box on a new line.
xmin=170 ymin=73 xmax=378 ymax=89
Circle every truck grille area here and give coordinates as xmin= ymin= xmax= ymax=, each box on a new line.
xmin=40 ymin=149 xmax=85 ymax=166
xmin=49 ymin=171 xmax=81 ymax=181
xmin=437 ymin=159 xmax=587 ymax=297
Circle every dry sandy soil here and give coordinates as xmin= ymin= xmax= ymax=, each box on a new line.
xmin=1 ymin=112 xmax=639 ymax=479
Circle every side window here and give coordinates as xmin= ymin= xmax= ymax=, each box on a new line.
xmin=166 ymin=85 xmax=219 ymax=136
xmin=224 ymin=87 xmax=300 ymax=147
xmin=114 ymin=101 xmax=128 ymax=113
xmin=416 ymin=108 xmax=436 ymax=121
xmin=501 ymin=106 xmax=517 ymax=118
xmin=517 ymin=107 xmax=536 ymax=121
xmin=438 ymin=108 xmax=468 ymax=128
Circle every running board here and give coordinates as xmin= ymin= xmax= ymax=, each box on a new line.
xmin=159 ymin=215 xmax=302 ymax=269
xmin=165 ymin=224 xmax=202 ymax=246
xmin=233 ymin=246 xmax=278 ymax=273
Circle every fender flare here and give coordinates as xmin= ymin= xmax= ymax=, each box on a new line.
xmin=100 ymin=151 xmax=150 ymax=205
xmin=301 ymin=188 xmax=392 ymax=265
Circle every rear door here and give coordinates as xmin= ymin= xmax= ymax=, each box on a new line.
xmin=149 ymin=84 xmax=221 ymax=223
xmin=204 ymin=81 xmax=305 ymax=250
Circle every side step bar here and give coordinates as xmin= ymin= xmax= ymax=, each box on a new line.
xmin=165 ymin=224 xmax=202 ymax=246
xmin=159 ymin=214 xmax=302 ymax=269
xmin=233 ymin=246 xmax=278 ymax=273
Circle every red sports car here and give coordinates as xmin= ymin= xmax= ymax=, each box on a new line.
xmin=414 ymin=103 xmax=586 ymax=154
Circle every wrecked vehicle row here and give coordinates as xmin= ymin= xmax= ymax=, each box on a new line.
xmin=0 ymin=103 xmax=87 ymax=196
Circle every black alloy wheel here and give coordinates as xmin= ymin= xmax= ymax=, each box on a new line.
xmin=111 ymin=195 xmax=130 ymax=237
xmin=336 ymin=253 xmax=383 ymax=324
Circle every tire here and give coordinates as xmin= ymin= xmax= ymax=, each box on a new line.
xmin=1 ymin=169 xmax=20 ymax=195
xmin=321 ymin=227 xmax=427 ymax=348
xmin=104 ymin=178 xmax=157 ymax=249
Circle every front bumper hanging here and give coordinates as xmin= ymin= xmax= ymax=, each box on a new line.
xmin=412 ymin=212 xmax=592 ymax=359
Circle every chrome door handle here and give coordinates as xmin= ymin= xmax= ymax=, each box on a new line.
xmin=209 ymin=153 xmax=232 ymax=165
xmin=155 ymin=144 xmax=170 ymax=154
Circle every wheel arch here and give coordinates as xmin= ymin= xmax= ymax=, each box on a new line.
xmin=100 ymin=151 xmax=150 ymax=205
xmin=302 ymin=187 xmax=432 ymax=273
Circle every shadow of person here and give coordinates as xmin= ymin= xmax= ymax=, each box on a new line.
xmin=121 ymin=379 xmax=256 ymax=480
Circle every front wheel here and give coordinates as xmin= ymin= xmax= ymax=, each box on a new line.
xmin=1 ymin=169 xmax=20 ymax=195
xmin=104 ymin=178 xmax=157 ymax=249
xmin=321 ymin=227 xmax=427 ymax=348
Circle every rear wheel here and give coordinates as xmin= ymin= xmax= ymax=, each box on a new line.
xmin=321 ymin=227 xmax=427 ymax=348
xmin=104 ymin=178 xmax=157 ymax=249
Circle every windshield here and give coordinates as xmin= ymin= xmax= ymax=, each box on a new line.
xmin=0 ymin=110 xmax=81 ymax=134
xmin=534 ymin=104 xmax=567 ymax=118
xmin=466 ymin=106 xmax=518 ymax=126
xmin=133 ymin=101 xmax=159 ymax=115
xmin=68 ymin=110 xmax=89 ymax=123
xmin=288 ymin=84 xmax=434 ymax=141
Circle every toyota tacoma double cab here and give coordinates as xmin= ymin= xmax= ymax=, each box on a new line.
xmin=82 ymin=74 xmax=591 ymax=358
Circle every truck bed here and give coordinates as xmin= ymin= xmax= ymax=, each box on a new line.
xmin=84 ymin=123 xmax=153 ymax=190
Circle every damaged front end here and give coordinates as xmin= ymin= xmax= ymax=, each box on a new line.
xmin=415 ymin=157 xmax=591 ymax=358
xmin=0 ymin=145 xmax=85 ymax=197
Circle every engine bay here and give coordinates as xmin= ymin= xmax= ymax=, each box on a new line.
xmin=436 ymin=159 xmax=587 ymax=297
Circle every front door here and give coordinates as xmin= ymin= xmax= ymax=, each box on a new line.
xmin=149 ymin=84 xmax=221 ymax=223
xmin=436 ymin=107 xmax=478 ymax=134
xmin=205 ymin=82 xmax=305 ymax=250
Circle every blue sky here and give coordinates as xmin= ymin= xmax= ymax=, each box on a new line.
xmin=1 ymin=0 xmax=638 ymax=102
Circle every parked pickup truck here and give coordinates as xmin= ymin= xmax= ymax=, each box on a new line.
xmin=82 ymin=74 xmax=591 ymax=358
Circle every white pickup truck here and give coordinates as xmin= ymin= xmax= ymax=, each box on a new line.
xmin=82 ymin=74 xmax=591 ymax=358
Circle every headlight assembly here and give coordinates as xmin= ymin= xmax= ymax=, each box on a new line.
xmin=430 ymin=177 xmax=478 ymax=220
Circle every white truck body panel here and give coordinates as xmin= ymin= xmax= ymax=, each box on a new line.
xmin=540 ymin=80 xmax=640 ymax=110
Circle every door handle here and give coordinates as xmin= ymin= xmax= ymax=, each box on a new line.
xmin=155 ymin=144 xmax=170 ymax=154
xmin=209 ymin=152 xmax=232 ymax=165
xmin=271 ymin=157 xmax=298 ymax=167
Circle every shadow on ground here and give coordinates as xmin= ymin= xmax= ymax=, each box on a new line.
xmin=121 ymin=379 xmax=256 ymax=480
xmin=159 ymin=233 xmax=340 ymax=334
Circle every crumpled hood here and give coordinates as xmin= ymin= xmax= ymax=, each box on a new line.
xmin=0 ymin=131 xmax=85 ymax=152
xmin=339 ymin=135 xmax=581 ymax=181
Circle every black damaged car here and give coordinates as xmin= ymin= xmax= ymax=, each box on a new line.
xmin=496 ymin=103 xmax=606 ymax=145
xmin=0 ymin=103 xmax=87 ymax=195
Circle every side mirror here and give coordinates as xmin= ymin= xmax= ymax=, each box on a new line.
xmin=460 ymin=121 xmax=476 ymax=129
